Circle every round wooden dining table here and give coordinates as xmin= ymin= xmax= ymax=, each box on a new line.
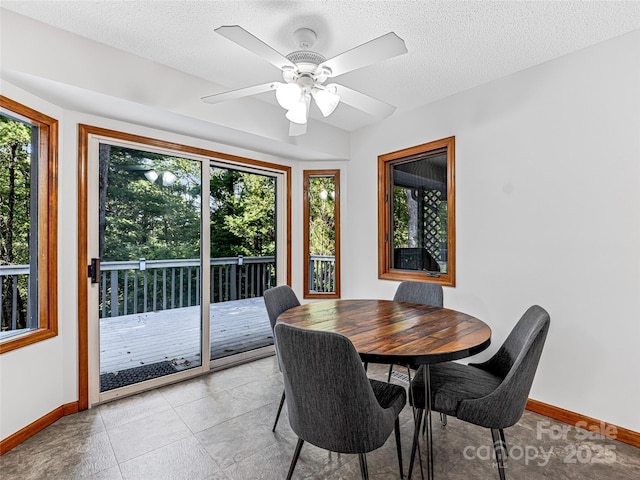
xmin=277 ymin=299 xmax=492 ymax=480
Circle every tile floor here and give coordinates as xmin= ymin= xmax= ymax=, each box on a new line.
xmin=1 ymin=357 xmax=638 ymax=479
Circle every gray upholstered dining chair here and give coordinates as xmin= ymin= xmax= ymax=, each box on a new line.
xmin=263 ymin=285 xmax=300 ymax=432
xmin=394 ymin=281 xmax=444 ymax=306
xmin=407 ymin=305 xmax=551 ymax=480
xmin=274 ymin=323 xmax=407 ymax=480
xmin=388 ymin=281 xmax=444 ymax=382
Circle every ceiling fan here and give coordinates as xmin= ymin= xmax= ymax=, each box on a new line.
xmin=202 ymin=26 xmax=408 ymax=136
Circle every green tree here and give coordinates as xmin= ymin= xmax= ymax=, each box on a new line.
xmin=102 ymin=146 xmax=202 ymax=261
xmin=307 ymin=177 xmax=335 ymax=256
xmin=101 ymin=148 xmax=276 ymax=262
xmin=209 ymin=168 xmax=244 ymax=257
xmin=393 ymin=186 xmax=410 ymax=248
xmin=0 ymin=115 xmax=32 ymax=329
xmin=220 ymin=171 xmax=275 ymax=257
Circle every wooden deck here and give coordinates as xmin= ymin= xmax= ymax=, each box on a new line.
xmin=99 ymin=297 xmax=272 ymax=374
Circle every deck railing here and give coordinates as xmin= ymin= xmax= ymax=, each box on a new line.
xmin=0 ymin=264 xmax=30 ymax=331
xmin=1 ymin=254 xmax=337 ymax=328
xmin=98 ymin=256 xmax=276 ymax=318
xmin=308 ymin=255 xmax=337 ymax=293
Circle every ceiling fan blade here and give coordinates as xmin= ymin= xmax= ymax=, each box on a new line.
xmin=215 ymin=25 xmax=296 ymax=71
xmin=289 ymin=121 xmax=307 ymax=136
xmin=320 ymin=32 xmax=407 ymax=78
xmin=334 ymin=84 xmax=396 ymax=118
xmin=201 ymin=82 xmax=279 ymax=104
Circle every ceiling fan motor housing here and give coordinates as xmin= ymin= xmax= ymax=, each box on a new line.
xmin=283 ymin=51 xmax=332 ymax=88
xmin=286 ymin=50 xmax=326 ymax=66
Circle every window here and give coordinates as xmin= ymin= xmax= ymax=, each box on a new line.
xmin=378 ymin=137 xmax=455 ymax=286
xmin=0 ymin=96 xmax=58 ymax=353
xmin=303 ymin=170 xmax=340 ymax=299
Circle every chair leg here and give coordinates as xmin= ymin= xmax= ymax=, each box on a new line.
xmin=358 ymin=453 xmax=369 ymax=480
xmin=440 ymin=412 xmax=447 ymax=426
xmin=420 ymin=412 xmax=446 ymax=436
xmin=491 ymin=428 xmax=507 ymax=480
xmin=286 ymin=437 xmax=304 ymax=480
xmin=394 ymin=417 xmax=404 ymax=479
xmin=407 ymin=408 xmax=424 ymax=480
xmin=421 ymin=411 xmax=446 ymax=435
xmin=499 ymin=428 xmax=508 ymax=458
xmin=272 ymin=390 xmax=286 ymax=432
xmin=387 ymin=364 xmax=394 ymax=382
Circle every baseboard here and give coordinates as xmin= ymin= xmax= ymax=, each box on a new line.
xmin=526 ymin=399 xmax=640 ymax=448
xmin=0 ymin=401 xmax=78 ymax=455
xmin=62 ymin=401 xmax=79 ymax=416
xmin=3 ymin=398 xmax=638 ymax=455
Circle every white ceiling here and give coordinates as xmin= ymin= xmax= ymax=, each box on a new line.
xmin=3 ymin=0 xmax=640 ymax=134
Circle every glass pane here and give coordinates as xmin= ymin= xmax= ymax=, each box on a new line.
xmin=391 ymin=149 xmax=448 ymax=274
xmin=307 ymin=176 xmax=337 ymax=294
xmin=98 ymin=144 xmax=202 ymax=392
xmin=209 ymin=166 xmax=276 ymax=360
xmin=0 ymin=114 xmax=37 ymax=338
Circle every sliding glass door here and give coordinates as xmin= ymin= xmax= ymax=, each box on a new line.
xmin=96 ymin=144 xmax=203 ymax=395
xmin=209 ymin=165 xmax=277 ymax=365
xmin=84 ymin=128 xmax=289 ymax=405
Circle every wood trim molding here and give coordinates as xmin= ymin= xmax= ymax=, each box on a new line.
xmin=76 ymin=124 xmax=293 ymax=409
xmin=302 ymin=169 xmax=340 ymax=299
xmin=77 ymin=125 xmax=90 ymax=410
xmin=526 ymin=399 xmax=640 ymax=448
xmin=285 ymin=163 xmax=292 ymax=287
xmin=377 ymin=136 xmax=456 ymax=287
xmin=0 ymin=402 xmax=78 ymax=455
xmin=0 ymin=96 xmax=59 ymax=354
xmin=76 ymin=124 xmax=289 ymax=172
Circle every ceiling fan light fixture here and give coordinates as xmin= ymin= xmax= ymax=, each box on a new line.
xmin=276 ymin=83 xmax=302 ymax=110
xmin=286 ymin=95 xmax=310 ymax=124
xmin=312 ymin=86 xmax=340 ymax=117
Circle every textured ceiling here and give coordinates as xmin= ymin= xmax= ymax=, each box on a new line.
xmin=3 ymin=0 xmax=640 ymax=132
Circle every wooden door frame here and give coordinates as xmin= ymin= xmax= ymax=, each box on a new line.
xmin=76 ymin=124 xmax=292 ymax=409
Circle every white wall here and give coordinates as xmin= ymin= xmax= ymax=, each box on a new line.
xmin=2 ymin=19 xmax=638 ymax=441
xmin=0 ymin=80 xmax=313 ymax=440
xmin=0 ymin=83 xmax=69 ymax=440
xmin=0 ymin=15 xmax=350 ymax=434
xmin=346 ymin=29 xmax=640 ymax=432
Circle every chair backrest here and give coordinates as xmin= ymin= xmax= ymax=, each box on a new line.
xmin=274 ymin=323 xmax=394 ymax=453
xmin=263 ymin=285 xmax=300 ymax=331
xmin=460 ymin=305 xmax=550 ymax=428
xmin=393 ymin=281 xmax=443 ymax=307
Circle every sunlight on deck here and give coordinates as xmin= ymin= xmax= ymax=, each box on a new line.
xmin=99 ymin=297 xmax=272 ymax=375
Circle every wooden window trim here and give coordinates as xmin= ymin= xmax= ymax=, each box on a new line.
xmin=0 ymin=96 xmax=58 ymax=354
xmin=303 ymin=169 xmax=340 ymax=299
xmin=378 ymin=136 xmax=456 ymax=286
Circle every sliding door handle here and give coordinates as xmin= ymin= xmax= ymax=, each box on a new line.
xmin=88 ymin=258 xmax=100 ymax=284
